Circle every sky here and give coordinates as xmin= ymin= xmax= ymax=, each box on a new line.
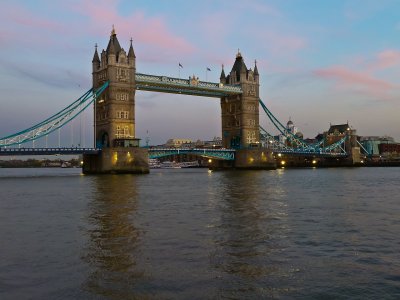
xmin=0 ymin=0 xmax=399 ymax=147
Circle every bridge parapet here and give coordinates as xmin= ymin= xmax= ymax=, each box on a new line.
xmin=0 ymin=147 xmax=99 ymax=156
xmin=136 ymin=73 xmax=242 ymax=97
xmin=148 ymin=148 xmax=236 ymax=160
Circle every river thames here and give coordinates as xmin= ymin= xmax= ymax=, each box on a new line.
xmin=0 ymin=167 xmax=399 ymax=299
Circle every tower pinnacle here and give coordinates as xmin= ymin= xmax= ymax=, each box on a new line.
xmin=236 ymin=48 xmax=242 ymax=58
xmin=92 ymin=43 xmax=100 ymax=63
xmin=111 ymin=24 xmax=116 ymax=36
xmin=128 ymin=37 xmax=136 ymax=59
xmin=254 ymin=59 xmax=259 ymax=75
xmin=220 ymin=64 xmax=226 ymax=80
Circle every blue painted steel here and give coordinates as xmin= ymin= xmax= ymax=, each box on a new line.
xmin=258 ymin=98 xmax=349 ymax=157
xmin=148 ymin=148 xmax=235 ymax=160
xmin=259 ymin=99 xmax=322 ymax=150
xmin=0 ymin=81 xmax=109 ymax=148
xmin=135 ymin=73 xmax=242 ymax=98
xmin=0 ymin=147 xmax=99 ymax=156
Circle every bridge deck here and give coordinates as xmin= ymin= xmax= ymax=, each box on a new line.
xmin=273 ymin=150 xmax=348 ymax=158
xmin=135 ymin=73 xmax=242 ymax=98
xmin=0 ymin=148 xmax=99 ymax=156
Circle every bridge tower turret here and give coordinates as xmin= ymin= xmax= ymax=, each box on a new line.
xmin=221 ymin=51 xmax=260 ymax=149
xmin=92 ymin=26 xmax=137 ymax=149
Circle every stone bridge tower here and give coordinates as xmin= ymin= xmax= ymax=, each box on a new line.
xmin=220 ymin=51 xmax=260 ymax=149
xmin=92 ymin=26 xmax=137 ymax=148
xmin=218 ymin=52 xmax=275 ymax=169
xmin=84 ymin=27 xmax=148 ymax=174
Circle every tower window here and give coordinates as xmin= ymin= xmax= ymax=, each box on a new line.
xmin=117 ymin=111 xmax=129 ymax=119
xmin=247 ymin=131 xmax=256 ymax=144
xmin=248 ymin=119 xmax=256 ymax=126
xmin=116 ymin=93 xmax=129 ymax=101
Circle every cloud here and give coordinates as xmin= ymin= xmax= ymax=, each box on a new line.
xmin=0 ymin=3 xmax=71 ymax=50
xmin=0 ymin=1 xmax=195 ymax=62
xmin=73 ymin=0 xmax=195 ymax=56
xmin=0 ymin=59 xmax=89 ymax=90
xmin=369 ymin=50 xmax=400 ymax=71
xmin=314 ymin=66 xmax=393 ymax=89
xmin=313 ymin=65 xmax=397 ymax=99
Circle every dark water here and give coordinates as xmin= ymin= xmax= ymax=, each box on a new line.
xmin=0 ymin=167 xmax=399 ymax=299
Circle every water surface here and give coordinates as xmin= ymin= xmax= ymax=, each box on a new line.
xmin=0 ymin=167 xmax=399 ymax=299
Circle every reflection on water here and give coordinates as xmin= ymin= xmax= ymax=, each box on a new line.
xmin=82 ymin=175 xmax=147 ymax=299
xmin=208 ymin=171 xmax=291 ymax=298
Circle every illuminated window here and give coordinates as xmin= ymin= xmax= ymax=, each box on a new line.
xmin=117 ymin=111 xmax=129 ymax=119
xmin=247 ymin=131 xmax=256 ymax=144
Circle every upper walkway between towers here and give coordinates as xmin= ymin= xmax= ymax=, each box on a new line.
xmin=135 ymin=73 xmax=243 ymax=98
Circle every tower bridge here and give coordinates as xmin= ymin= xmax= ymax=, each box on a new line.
xmin=0 ymin=27 xmax=362 ymax=173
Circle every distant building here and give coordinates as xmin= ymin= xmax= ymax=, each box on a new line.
xmin=165 ymin=138 xmax=193 ymax=148
xmin=379 ymin=143 xmax=400 ymax=156
xmin=278 ymin=118 xmax=303 ymax=146
xmin=203 ymin=137 xmax=222 ymax=148
xmin=286 ymin=118 xmax=298 ymax=135
xmin=163 ymin=137 xmax=223 ymax=149
xmin=359 ymin=136 xmax=394 ymax=156
xmin=325 ymin=123 xmax=355 ymax=145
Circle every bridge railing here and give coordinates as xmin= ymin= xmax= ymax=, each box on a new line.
xmin=148 ymin=147 xmax=236 ymax=160
xmin=0 ymin=147 xmax=99 ymax=156
xmin=136 ymin=73 xmax=242 ymax=96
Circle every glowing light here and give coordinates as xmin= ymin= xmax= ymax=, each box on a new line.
xmin=312 ymin=160 xmax=317 ymax=164
xmin=208 ymin=159 xmax=212 ymax=163
xmin=281 ymin=160 xmax=286 ymax=165
xmin=80 ymin=160 xmax=84 ymax=165
xmin=127 ymin=151 xmax=133 ymax=163
xmin=278 ymin=153 xmax=282 ymax=157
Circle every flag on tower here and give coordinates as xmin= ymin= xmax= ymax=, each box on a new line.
xmin=179 ymin=63 xmax=183 ymax=68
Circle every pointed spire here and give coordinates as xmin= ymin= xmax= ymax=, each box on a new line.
xmin=220 ymin=64 xmax=226 ymax=80
xmin=108 ymin=39 xmax=116 ymax=55
xmin=231 ymin=49 xmax=248 ymax=81
xmin=236 ymin=48 xmax=242 ymax=58
xmin=128 ymin=37 xmax=136 ymax=58
xmin=254 ymin=59 xmax=259 ymax=75
xmin=92 ymin=43 xmax=100 ymax=63
xmin=106 ymin=24 xmax=121 ymax=57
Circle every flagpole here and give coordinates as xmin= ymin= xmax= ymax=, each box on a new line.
xmin=178 ymin=63 xmax=183 ymax=79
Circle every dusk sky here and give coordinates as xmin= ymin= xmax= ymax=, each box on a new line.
xmin=1 ymin=0 xmax=399 ymax=146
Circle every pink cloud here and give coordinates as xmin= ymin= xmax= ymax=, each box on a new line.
xmin=369 ymin=50 xmax=400 ymax=71
xmin=10 ymin=7 xmax=65 ymax=33
xmin=73 ymin=0 xmax=195 ymax=55
xmin=314 ymin=65 xmax=397 ymax=98
xmin=0 ymin=2 xmax=85 ymax=54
